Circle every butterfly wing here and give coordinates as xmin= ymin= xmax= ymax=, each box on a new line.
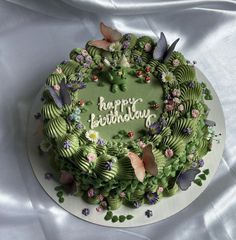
xmin=142 ymin=144 xmax=158 ymax=176
xmin=45 ymin=86 xmax=63 ymax=108
xmin=176 ymin=168 xmax=200 ymax=191
xmin=204 ymin=119 xmax=216 ymax=127
xmin=88 ymin=40 xmax=111 ymax=51
xmin=163 ymin=38 xmax=180 ymax=62
xmin=128 ymin=152 xmax=145 ymax=182
xmin=100 ymin=22 xmax=122 ymax=43
xmin=60 ymin=79 xmax=71 ymax=106
xmin=153 ymin=32 xmax=168 ymax=61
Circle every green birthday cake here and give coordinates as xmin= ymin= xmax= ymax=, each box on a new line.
xmin=39 ymin=22 xmax=215 ymax=212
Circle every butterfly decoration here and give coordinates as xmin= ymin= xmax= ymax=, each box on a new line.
xmin=204 ymin=119 xmax=216 ymax=127
xmin=176 ymin=168 xmax=200 ymax=191
xmin=127 ymin=144 xmax=157 ymax=182
xmin=88 ymin=22 xmax=122 ymax=51
xmin=153 ymin=32 xmax=180 ymax=62
xmin=46 ymin=79 xmax=71 ymax=108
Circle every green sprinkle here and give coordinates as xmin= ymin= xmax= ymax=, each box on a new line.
xmin=203 ymin=169 xmax=210 ymax=175
xmin=119 ymin=215 xmax=126 ymax=222
xmin=194 ymin=179 xmax=202 ymax=186
xmin=199 ymin=174 xmax=206 ymax=180
xmin=59 ymin=197 xmax=64 ymax=203
xmin=57 ymin=191 xmax=63 ymax=198
xmin=112 ymin=216 xmax=119 ymax=223
xmin=126 ymin=215 xmax=134 ymax=220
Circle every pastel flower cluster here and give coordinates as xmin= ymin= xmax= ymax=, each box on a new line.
xmin=76 ymin=49 xmax=93 ymax=68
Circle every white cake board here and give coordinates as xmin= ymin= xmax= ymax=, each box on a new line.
xmin=27 ymin=68 xmax=225 ymax=227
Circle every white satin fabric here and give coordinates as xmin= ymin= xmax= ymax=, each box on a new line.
xmin=0 ymin=0 xmax=235 ymax=239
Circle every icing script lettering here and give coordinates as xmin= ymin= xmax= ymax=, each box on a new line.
xmin=89 ymin=97 xmax=156 ymax=129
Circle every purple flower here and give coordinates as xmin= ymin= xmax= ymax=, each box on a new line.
xmin=76 ymin=122 xmax=84 ymax=129
xmin=97 ymin=138 xmax=106 ymax=146
xmin=76 ymin=54 xmax=84 ymax=63
xmin=78 ymin=82 xmax=87 ymax=89
xmin=123 ymin=40 xmax=130 ymax=49
xmin=146 ymin=192 xmax=159 ymax=205
xmin=104 ymin=160 xmax=113 ymax=171
xmin=188 ymin=81 xmax=195 ymax=88
xmin=149 ymin=120 xmax=165 ymax=135
xmin=44 ymin=172 xmax=53 ymax=180
xmin=182 ymin=128 xmax=192 ymax=135
xmin=63 ymin=140 xmax=72 ymax=149
xmin=145 ymin=209 xmax=153 ymax=218
xmin=198 ymin=159 xmax=204 ymax=167
xmin=82 ymin=208 xmax=90 ymax=216
xmin=83 ymin=62 xmax=90 ymax=68
xmin=133 ymin=201 xmax=141 ymax=208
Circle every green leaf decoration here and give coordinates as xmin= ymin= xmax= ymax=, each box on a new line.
xmin=59 ymin=197 xmax=64 ymax=203
xmin=194 ymin=179 xmax=202 ymax=186
xmin=56 ymin=191 xmax=63 ymax=198
xmin=119 ymin=215 xmax=126 ymax=222
xmin=126 ymin=215 xmax=134 ymax=220
xmin=104 ymin=211 xmax=113 ymax=221
xmin=199 ymin=174 xmax=206 ymax=180
xmin=112 ymin=216 xmax=119 ymax=223
xmin=203 ymin=169 xmax=210 ymax=175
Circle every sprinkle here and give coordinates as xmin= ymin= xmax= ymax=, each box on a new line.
xmin=82 ymin=208 xmax=90 ymax=216
xmin=165 ymin=148 xmax=174 ymax=158
xmin=44 ymin=172 xmax=53 ymax=180
xmin=63 ymin=140 xmax=72 ymax=149
xmin=145 ymin=209 xmax=153 ymax=218
xmin=146 ymin=192 xmax=159 ymax=204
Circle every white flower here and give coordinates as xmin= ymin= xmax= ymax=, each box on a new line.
xmin=144 ymin=43 xmax=152 ymax=52
xmin=85 ymin=130 xmax=99 ymax=142
xmin=81 ymin=49 xmax=88 ymax=56
xmin=108 ymin=41 xmax=122 ymax=52
xmin=103 ymin=58 xmax=111 ymax=67
xmin=120 ymin=55 xmax=130 ymax=68
xmin=161 ymin=72 xmax=176 ymax=84
xmin=173 ymin=97 xmax=181 ymax=104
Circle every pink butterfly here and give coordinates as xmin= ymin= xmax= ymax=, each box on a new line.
xmin=88 ymin=22 xmax=122 ymax=51
xmin=127 ymin=144 xmax=158 ymax=182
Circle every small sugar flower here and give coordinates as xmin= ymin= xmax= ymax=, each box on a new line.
xmin=188 ymin=81 xmax=195 ymax=88
xmin=63 ymin=140 xmax=72 ymax=149
xmin=158 ymin=187 xmax=164 ymax=193
xmin=133 ymin=201 xmax=141 ymax=208
xmin=172 ymin=88 xmax=181 ymax=97
xmin=165 ymin=103 xmax=174 ymax=112
xmin=96 ymin=206 xmax=103 ymax=212
xmin=55 ymin=67 xmax=62 ymax=74
xmin=85 ymin=130 xmax=99 ymax=143
xmin=97 ymin=138 xmax=106 ymax=146
xmin=144 ymin=43 xmax=152 ymax=52
xmin=76 ymin=54 xmax=84 ymax=63
xmin=139 ymin=140 xmax=146 ymax=149
xmin=85 ymin=55 xmax=93 ymax=64
xmin=87 ymin=188 xmax=95 ymax=198
xmin=173 ymin=97 xmax=181 ymax=104
xmin=172 ymin=59 xmax=180 ymax=67
xmin=87 ymin=153 xmax=97 ymax=163
xmin=104 ymin=160 xmax=113 ymax=171
xmin=198 ymin=159 xmax=204 ymax=167
xmin=187 ymin=154 xmax=194 ymax=161
xmin=146 ymin=192 xmax=159 ymax=205
xmin=162 ymin=71 xmax=176 ymax=84
xmin=83 ymin=62 xmax=90 ymax=68
xmin=81 ymin=49 xmax=88 ymax=56
xmin=120 ymin=192 xmax=126 ymax=198
xmin=109 ymin=42 xmax=122 ymax=52
xmin=126 ymin=34 xmax=132 ymax=41
xmin=135 ymin=56 xmax=143 ymax=64
xmin=192 ymin=109 xmax=200 ymax=118
xmin=100 ymin=201 xmax=108 ymax=208
xmin=53 ymin=84 xmax=60 ymax=92
xmin=69 ymin=107 xmax=81 ymax=122
xmin=97 ymin=194 xmax=104 ymax=202
xmin=178 ymin=104 xmax=184 ymax=112
xmin=165 ymin=148 xmax=174 ymax=158
xmin=76 ymin=122 xmax=84 ymax=129
xmin=183 ymin=127 xmax=192 ymax=135
xmin=123 ymin=40 xmax=130 ymax=49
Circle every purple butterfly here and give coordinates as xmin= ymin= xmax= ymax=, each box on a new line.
xmin=46 ymin=79 xmax=71 ymax=108
xmin=176 ymin=168 xmax=200 ymax=191
xmin=153 ymin=32 xmax=180 ymax=62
